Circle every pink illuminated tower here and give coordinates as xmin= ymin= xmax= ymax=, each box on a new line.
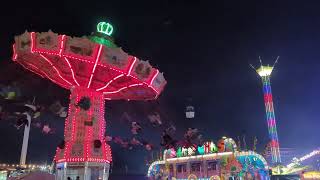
xmin=12 ymin=22 xmax=166 ymax=179
xmin=252 ymin=57 xmax=281 ymax=165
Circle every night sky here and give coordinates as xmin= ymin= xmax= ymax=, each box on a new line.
xmin=0 ymin=0 xmax=320 ymax=175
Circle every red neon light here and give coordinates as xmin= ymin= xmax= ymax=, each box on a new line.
xmin=103 ymin=83 xmax=143 ymax=95
xmin=19 ymin=33 xmax=163 ymax=98
xmin=127 ymin=57 xmax=137 ymax=75
xmin=56 ymin=158 xmax=110 ymax=163
xmin=264 ymin=94 xmax=273 ymax=102
xmin=100 ymin=96 xmax=105 ymax=139
xmin=149 ymin=86 xmax=159 ymax=95
xmin=71 ymin=93 xmax=79 ymax=141
xmin=129 ymin=83 xmax=144 ymax=87
xmin=88 ymin=91 xmax=94 ymax=158
xmin=25 ymin=40 xmax=160 ymax=95
xmin=149 ymin=70 xmax=159 ymax=86
xmin=59 ymin=35 xmax=66 ymax=56
xmin=268 ymin=119 xmax=276 ymax=126
xmin=109 ymin=66 xmax=125 ymax=74
xmin=22 ymin=61 xmax=69 ymax=89
xmin=64 ymin=94 xmax=72 ymax=138
xmin=87 ymin=45 xmax=103 ymax=88
xmin=30 ymin=32 xmax=35 ymax=53
xmin=24 ymin=63 xmax=45 ymax=78
xmin=64 ymin=57 xmax=80 ymax=86
xmin=96 ymin=74 xmax=124 ymax=91
xmin=39 ymin=54 xmax=72 ymax=86
xmin=12 ymin=44 xmax=18 ymax=61
xmin=18 ymin=62 xmax=44 ymax=78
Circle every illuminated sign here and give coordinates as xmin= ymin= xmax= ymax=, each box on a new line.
xmin=97 ymin=21 xmax=113 ymax=36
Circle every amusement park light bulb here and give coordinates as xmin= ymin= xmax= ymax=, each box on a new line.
xmin=97 ymin=21 xmax=113 ymax=36
xmin=256 ymin=65 xmax=273 ymax=77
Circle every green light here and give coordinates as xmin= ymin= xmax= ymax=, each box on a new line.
xmin=90 ymin=36 xmax=117 ymax=48
xmin=97 ymin=21 xmax=113 ymax=36
xmin=176 ymin=147 xmax=182 ymax=157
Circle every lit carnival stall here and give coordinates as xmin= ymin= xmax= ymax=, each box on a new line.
xmin=148 ymin=137 xmax=270 ymax=180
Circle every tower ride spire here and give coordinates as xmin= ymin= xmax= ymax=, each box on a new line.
xmin=253 ymin=56 xmax=281 ymax=164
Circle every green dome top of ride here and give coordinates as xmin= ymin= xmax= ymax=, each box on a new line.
xmin=90 ymin=21 xmax=118 ymax=48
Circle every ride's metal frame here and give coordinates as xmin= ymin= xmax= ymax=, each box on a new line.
xmin=252 ymin=56 xmax=281 ymax=164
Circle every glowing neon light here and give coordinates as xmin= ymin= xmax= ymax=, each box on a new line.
xmin=287 ymin=149 xmax=320 ymax=168
xmin=39 ymin=54 xmax=72 ymax=86
xmin=87 ymin=91 xmax=93 ymax=159
xmin=24 ymin=63 xmax=44 ymax=77
xmin=56 ymin=158 xmax=110 ymax=163
xmin=103 ymin=83 xmax=144 ymax=94
xmin=127 ymin=57 xmax=137 ymax=75
xmin=302 ymin=171 xmax=320 ymax=179
xmin=71 ymin=93 xmax=79 ymax=141
xmin=54 ymin=88 xmax=112 ymax=163
xmin=256 ymin=64 xmax=281 ymax=164
xmin=149 ymin=86 xmax=159 ymax=94
xmin=18 ymin=62 xmax=44 ymax=78
xmin=87 ymin=44 xmax=103 ymax=88
xmin=156 ymin=149 xmax=269 ymax=170
xmin=63 ymin=57 xmax=80 ymax=86
xmin=21 ymin=32 xmax=163 ymax=96
xmin=30 ymin=32 xmax=35 ymax=53
xmin=37 ymin=65 xmax=69 ymax=89
xmin=149 ymin=70 xmax=159 ymax=86
xmin=97 ymin=22 xmax=113 ymax=36
xmin=103 ymin=86 xmax=128 ymax=94
xmin=299 ymin=149 xmax=320 ymax=161
xmin=59 ymin=35 xmax=66 ymax=56
xmin=64 ymin=94 xmax=72 ymax=139
xmin=256 ymin=65 xmax=273 ymax=77
xmin=100 ymin=96 xmax=105 ymax=139
xmin=128 ymin=83 xmax=144 ymax=87
xmin=147 ymin=160 xmax=165 ymax=177
xmin=96 ymin=74 xmax=124 ymax=91
xmin=12 ymin=44 xmax=18 ymax=60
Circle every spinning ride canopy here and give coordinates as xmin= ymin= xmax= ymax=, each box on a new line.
xmin=11 ymin=22 xmax=167 ymax=167
xmin=12 ymin=24 xmax=166 ymax=100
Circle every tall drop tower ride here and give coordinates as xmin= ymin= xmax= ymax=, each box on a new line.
xmin=253 ymin=57 xmax=281 ymax=164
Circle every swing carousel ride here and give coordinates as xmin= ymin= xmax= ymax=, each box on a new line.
xmin=12 ymin=21 xmax=166 ymax=180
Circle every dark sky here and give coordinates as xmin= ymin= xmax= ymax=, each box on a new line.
xmin=1 ymin=0 xmax=320 ymax=174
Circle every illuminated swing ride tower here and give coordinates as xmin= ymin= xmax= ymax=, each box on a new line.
xmin=252 ymin=57 xmax=281 ymax=165
xmin=12 ymin=21 xmax=166 ymax=179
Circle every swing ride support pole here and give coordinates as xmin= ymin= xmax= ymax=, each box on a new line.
xmin=20 ymin=118 xmax=31 ymax=165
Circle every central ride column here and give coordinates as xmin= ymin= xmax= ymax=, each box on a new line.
xmin=55 ymin=87 xmax=111 ymax=180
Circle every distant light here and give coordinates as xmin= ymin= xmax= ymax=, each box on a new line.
xmin=186 ymin=106 xmax=195 ymax=119
xmin=256 ymin=65 xmax=273 ymax=77
xmin=97 ymin=22 xmax=113 ymax=36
